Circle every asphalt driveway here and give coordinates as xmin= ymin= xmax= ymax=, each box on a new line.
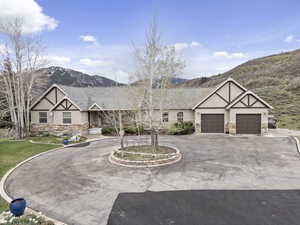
xmin=4 ymin=135 xmax=300 ymax=225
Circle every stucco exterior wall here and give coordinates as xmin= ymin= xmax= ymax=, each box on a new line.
xmin=31 ymin=111 xmax=44 ymax=124
xmin=33 ymin=99 xmax=53 ymax=110
xmin=53 ymin=111 xmax=82 ymax=125
xmin=152 ymin=109 xmax=194 ymax=128
xmin=198 ymin=94 xmax=227 ymax=108
xmin=31 ymin=110 xmax=88 ymax=135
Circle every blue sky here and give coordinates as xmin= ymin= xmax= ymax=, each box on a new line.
xmin=2 ymin=0 xmax=300 ymax=82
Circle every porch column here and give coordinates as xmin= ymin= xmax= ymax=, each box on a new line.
xmin=88 ymin=111 xmax=91 ymax=128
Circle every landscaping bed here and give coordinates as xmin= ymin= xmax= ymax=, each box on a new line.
xmin=0 ymin=211 xmax=54 ymax=225
xmin=109 ymin=145 xmax=181 ymax=167
xmin=123 ymin=145 xmax=175 ymax=154
xmin=25 ymin=134 xmax=87 ymax=145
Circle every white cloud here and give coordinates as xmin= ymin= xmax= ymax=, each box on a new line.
xmin=214 ymin=51 xmax=229 ymax=57
xmin=213 ymin=51 xmax=246 ymax=59
xmin=174 ymin=41 xmax=202 ymax=51
xmin=190 ymin=42 xmax=201 ymax=47
xmin=0 ymin=0 xmax=58 ymax=33
xmin=174 ymin=43 xmax=189 ymax=51
xmin=48 ymin=43 xmax=254 ymax=83
xmin=46 ymin=56 xmax=71 ymax=65
xmin=80 ymin=35 xmax=97 ymax=43
xmin=230 ymin=53 xmax=246 ymax=58
xmin=285 ymin=35 xmax=294 ymax=43
xmin=79 ymin=58 xmax=112 ymax=67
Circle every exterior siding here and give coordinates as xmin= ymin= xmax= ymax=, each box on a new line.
xmin=152 ymin=109 xmax=194 ymax=128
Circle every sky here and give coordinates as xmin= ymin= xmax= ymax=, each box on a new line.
xmin=1 ymin=0 xmax=300 ymax=83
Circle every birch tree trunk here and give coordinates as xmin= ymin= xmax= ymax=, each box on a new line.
xmin=131 ymin=20 xmax=185 ymax=151
xmin=0 ymin=19 xmax=46 ymax=139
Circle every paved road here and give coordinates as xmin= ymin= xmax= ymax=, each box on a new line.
xmin=4 ymin=135 xmax=300 ymax=225
xmin=108 ymin=190 xmax=300 ymax=225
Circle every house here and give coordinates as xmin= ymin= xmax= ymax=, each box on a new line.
xmin=30 ymin=78 xmax=272 ymax=135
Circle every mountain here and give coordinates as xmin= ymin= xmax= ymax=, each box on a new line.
xmin=131 ymin=77 xmax=188 ymax=87
xmin=36 ymin=66 xmax=122 ymax=88
xmin=177 ymin=49 xmax=300 ymax=129
xmin=171 ymin=77 xmax=189 ymax=85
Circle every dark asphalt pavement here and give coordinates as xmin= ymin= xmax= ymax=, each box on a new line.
xmin=108 ymin=190 xmax=300 ymax=225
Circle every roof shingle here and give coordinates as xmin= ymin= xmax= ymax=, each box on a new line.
xmin=59 ymin=85 xmax=214 ymax=111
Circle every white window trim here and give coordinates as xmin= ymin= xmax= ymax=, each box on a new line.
xmin=63 ymin=112 xmax=72 ymax=124
xmin=177 ymin=112 xmax=184 ymax=122
xmin=162 ymin=112 xmax=169 ymax=123
xmin=39 ymin=112 xmax=48 ymax=124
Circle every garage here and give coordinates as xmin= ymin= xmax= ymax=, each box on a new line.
xmin=236 ymin=114 xmax=261 ymax=134
xmin=201 ymin=114 xmax=224 ymax=133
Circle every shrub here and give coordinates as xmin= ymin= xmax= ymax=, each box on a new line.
xmin=102 ymin=126 xmax=145 ymax=136
xmin=101 ymin=127 xmax=118 ymax=135
xmin=0 ymin=120 xmax=13 ymax=128
xmin=168 ymin=122 xmax=195 ymax=135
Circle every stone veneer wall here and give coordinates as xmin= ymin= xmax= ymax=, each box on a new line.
xmin=261 ymin=123 xmax=268 ymax=135
xmin=228 ymin=123 xmax=236 ymax=135
xmin=195 ymin=122 xmax=201 ymax=134
xmin=31 ymin=123 xmax=89 ymax=136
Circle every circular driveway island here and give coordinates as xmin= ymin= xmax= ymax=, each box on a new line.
xmin=4 ymin=135 xmax=300 ymax=225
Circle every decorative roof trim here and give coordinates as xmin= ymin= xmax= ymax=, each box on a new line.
xmin=88 ymin=103 xmax=103 ymax=111
xmin=30 ymin=84 xmax=67 ymax=110
xmin=226 ymin=90 xmax=273 ymax=109
xmin=49 ymin=96 xmax=82 ymax=111
xmin=192 ymin=78 xmax=247 ymax=110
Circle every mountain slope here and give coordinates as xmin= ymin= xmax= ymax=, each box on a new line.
xmin=37 ymin=66 xmax=122 ymax=88
xmin=178 ymin=49 xmax=300 ymax=129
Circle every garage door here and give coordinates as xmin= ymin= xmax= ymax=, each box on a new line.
xmin=201 ymin=114 xmax=224 ymax=133
xmin=236 ymin=114 xmax=261 ymax=134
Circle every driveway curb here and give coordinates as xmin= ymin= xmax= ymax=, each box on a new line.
xmin=0 ymin=138 xmax=111 ymax=225
xmin=293 ymin=137 xmax=300 ymax=155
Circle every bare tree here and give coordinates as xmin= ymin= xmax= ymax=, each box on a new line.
xmin=130 ymin=20 xmax=185 ymax=151
xmin=0 ymin=18 xmax=46 ymax=139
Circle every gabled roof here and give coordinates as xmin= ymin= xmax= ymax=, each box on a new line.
xmin=226 ymin=90 xmax=273 ymax=109
xmin=88 ymin=103 xmax=103 ymax=110
xmin=58 ymin=85 xmax=214 ymax=111
xmin=34 ymin=78 xmax=271 ymax=112
xmin=49 ymin=96 xmax=82 ymax=111
xmin=192 ymin=78 xmax=247 ymax=110
xmin=30 ymin=84 xmax=67 ymax=110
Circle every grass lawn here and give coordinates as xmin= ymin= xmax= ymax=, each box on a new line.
xmin=25 ymin=135 xmax=87 ymax=145
xmin=0 ymin=139 xmax=59 ymax=213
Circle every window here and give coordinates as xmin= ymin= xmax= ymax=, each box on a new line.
xmin=162 ymin=112 xmax=169 ymax=122
xmin=177 ymin=112 xmax=184 ymax=122
xmin=63 ymin=112 xmax=72 ymax=124
xmin=39 ymin=112 xmax=47 ymax=123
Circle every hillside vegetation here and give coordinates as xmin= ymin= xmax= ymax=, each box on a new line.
xmin=178 ymin=49 xmax=300 ymax=129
